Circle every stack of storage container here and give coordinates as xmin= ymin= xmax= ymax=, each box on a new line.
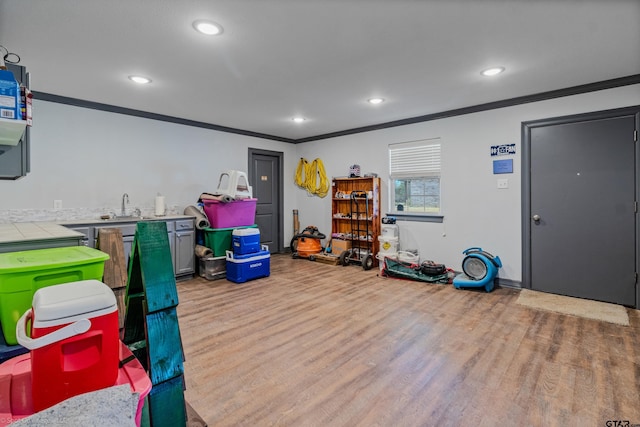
xmin=199 ymin=225 xmax=258 ymax=280
xmin=0 ymin=247 xmax=109 ymax=349
xmin=0 ymin=248 xmax=151 ymax=425
xmin=377 ymin=223 xmax=399 ymax=272
xmin=199 ymin=185 xmax=258 ymax=281
xmin=225 ymin=228 xmax=270 ymax=283
xmin=199 ymin=169 xmax=269 ymax=283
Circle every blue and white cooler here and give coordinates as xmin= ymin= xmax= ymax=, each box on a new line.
xmin=232 ymin=228 xmax=261 ymax=255
xmin=226 ymin=245 xmax=270 ymax=283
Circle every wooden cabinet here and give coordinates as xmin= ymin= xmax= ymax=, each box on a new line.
xmin=331 ymin=177 xmax=381 ymax=266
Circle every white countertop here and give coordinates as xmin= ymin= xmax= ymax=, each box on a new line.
xmin=0 ymin=216 xmax=196 ymax=245
xmin=57 ymin=214 xmax=195 ymax=226
xmin=0 ymin=222 xmax=83 ymax=244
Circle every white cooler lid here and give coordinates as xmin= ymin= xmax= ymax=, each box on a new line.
xmin=32 ymin=279 xmax=116 ymax=324
xmin=226 ymin=249 xmax=270 ymax=263
xmin=232 ymin=228 xmax=260 ymax=236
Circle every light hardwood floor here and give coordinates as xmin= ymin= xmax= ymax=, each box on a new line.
xmin=177 ymin=254 xmax=640 ymax=427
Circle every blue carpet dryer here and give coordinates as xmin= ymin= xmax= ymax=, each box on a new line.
xmin=453 ymin=247 xmax=502 ymax=292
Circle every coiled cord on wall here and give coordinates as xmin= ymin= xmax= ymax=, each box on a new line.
xmin=295 ymin=157 xmax=329 ymax=198
xmin=295 ymin=158 xmax=308 ymax=188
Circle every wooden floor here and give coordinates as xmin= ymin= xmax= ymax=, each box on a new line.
xmin=177 ymin=254 xmax=640 ymax=427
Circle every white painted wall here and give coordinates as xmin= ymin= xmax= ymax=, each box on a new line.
xmin=1 ymin=85 xmax=638 ymax=284
xmin=0 ymin=100 xmax=299 ymax=227
xmin=294 ymin=84 xmax=640 ymax=283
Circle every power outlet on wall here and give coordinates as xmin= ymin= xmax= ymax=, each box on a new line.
xmin=497 ymin=178 xmax=509 ymax=189
xmin=53 ymin=200 xmax=63 ymax=210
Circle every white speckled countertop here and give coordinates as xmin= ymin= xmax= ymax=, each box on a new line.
xmin=0 ymin=222 xmax=83 ymax=244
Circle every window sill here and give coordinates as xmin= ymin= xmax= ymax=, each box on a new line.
xmin=386 ymin=213 xmax=444 ymax=223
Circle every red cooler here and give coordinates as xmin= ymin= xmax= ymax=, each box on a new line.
xmin=16 ymin=279 xmax=119 ymax=412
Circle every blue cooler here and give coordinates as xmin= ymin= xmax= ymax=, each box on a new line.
xmin=225 ymin=245 xmax=270 ymax=283
xmin=232 ymin=228 xmax=261 ymax=255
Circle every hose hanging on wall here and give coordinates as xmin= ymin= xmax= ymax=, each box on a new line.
xmin=295 ymin=158 xmax=308 ymax=188
xmin=308 ymin=158 xmax=330 ymax=198
xmin=295 ymin=157 xmax=329 ymax=198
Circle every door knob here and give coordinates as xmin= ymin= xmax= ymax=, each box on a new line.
xmin=532 ymin=214 xmax=541 ymax=221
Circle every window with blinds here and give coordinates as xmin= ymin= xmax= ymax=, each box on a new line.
xmin=389 ymin=138 xmax=441 ymax=214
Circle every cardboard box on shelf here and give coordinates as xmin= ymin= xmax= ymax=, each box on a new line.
xmin=0 ymin=69 xmax=20 ymax=120
xmin=331 ymin=239 xmax=351 ymax=255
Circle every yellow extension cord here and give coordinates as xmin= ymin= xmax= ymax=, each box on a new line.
xmin=295 ymin=158 xmax=308 ymax=188
xmin=295 ymin=157 xmax=329 ymax=198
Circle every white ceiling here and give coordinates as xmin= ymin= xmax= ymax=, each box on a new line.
xmin=1 ymin=0 xmax=638 ymax=142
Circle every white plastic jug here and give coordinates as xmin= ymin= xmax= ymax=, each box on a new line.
xmin=215 ymin=170 xmax=253 ymax=199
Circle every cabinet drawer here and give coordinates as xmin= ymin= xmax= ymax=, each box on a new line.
xmin=175 ymin=219 xmax=194 ymax=231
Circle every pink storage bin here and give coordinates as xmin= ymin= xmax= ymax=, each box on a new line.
xmin=0 ymin=341 xmax=151 ymax=426
xmin=203 ymin=198 xmax=257 ymax=228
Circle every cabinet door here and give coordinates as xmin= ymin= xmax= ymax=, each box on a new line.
xmin=175 ymin=230 xmax=195 ymax=275
xmin=123 ymin=236 xmax=134 ymax=267
xmin=169 ymin=231 xmax=175 ymax=274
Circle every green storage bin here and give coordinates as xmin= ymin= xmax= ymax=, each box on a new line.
xmin=0 ymin=246 xmax=110 ymax=345
xmin=203 ymin=225 xmax=257 ymax=257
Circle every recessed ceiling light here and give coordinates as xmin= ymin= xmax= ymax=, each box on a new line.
xmin=128 ymin=75 xmax=152 ymax=84
xmin=368 ymin=98 xmax=385 ymax=105
xmin=193 ymin=20 xmax=224 ymax=36
xmin=481 ymin=67 xmax=505 ymax=77
xmin=292 ymin=117 xmax=306 ymax=123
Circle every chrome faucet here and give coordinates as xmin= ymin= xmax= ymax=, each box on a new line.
xmin=121 ymin=193 xmax=129 ymax=216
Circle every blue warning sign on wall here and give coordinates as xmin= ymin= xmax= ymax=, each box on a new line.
xmin=490 ymin=144 xmax=516 ymax=156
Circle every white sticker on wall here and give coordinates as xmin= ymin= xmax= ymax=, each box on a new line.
xmin=490 ymin=144 xmax=516 ymax=156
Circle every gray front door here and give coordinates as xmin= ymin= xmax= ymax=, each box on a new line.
xmin=524 ymin=109 xmax=638 ymax=307
xmin=248 ymin=149 xmax=284 ymax=253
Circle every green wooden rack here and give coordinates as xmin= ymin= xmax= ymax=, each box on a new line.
xmin=123 ymin=221 xmax=186 ymax=427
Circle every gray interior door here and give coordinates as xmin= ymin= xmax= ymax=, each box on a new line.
xmin=526 ymin=112 xmax=637 ymax=306
xmin=249 ymin=149 xmax=283 ymax=253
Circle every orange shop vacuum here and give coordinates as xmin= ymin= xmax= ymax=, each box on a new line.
xmin=291 ymin=225 xmax=326 ymax=260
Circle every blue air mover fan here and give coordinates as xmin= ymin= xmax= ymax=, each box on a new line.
xmin=452 ymin=247 xmax=502 ymax=292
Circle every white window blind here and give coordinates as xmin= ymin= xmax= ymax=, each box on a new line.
xmin=389 ymin=139 xmax=441 ymax=178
